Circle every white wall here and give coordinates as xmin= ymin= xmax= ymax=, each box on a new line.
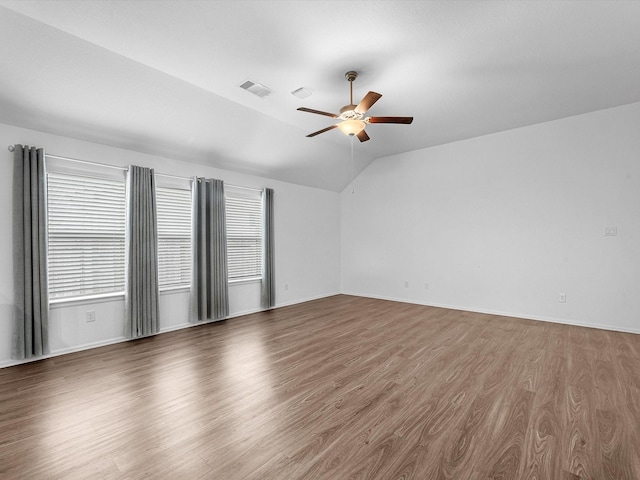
xmin=341 ymin=102 xmax=640 ymax=333
xmin=0 ymin=123 xmax=341 ymax=366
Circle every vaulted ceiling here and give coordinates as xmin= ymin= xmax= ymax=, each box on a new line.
xmin=2 ymin=1 xmax=640 ymax=191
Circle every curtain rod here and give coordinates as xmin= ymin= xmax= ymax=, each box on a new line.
xmin=8 ymin=146 xmax=263 ymax=192
xmin=46 ymin=154 xmax=125 ymax=171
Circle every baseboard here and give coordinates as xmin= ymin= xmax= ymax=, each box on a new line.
xmin=341 ymin=291 xmax=640 ymax=336
xmin=275 ymin=291 xmax=341 ymax=309
xmin=0 ymin=335 xmax=129 ymax=369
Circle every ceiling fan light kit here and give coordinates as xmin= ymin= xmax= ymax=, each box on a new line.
xmin=297 ymin=70 xmax=413 ymax=142
xmin=337 ymin=119 xmax=366 ymax=136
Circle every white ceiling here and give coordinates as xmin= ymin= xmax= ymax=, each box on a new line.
xmin=1 ymin=1 xmax=640 ymax=192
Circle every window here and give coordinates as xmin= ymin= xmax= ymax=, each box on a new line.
xmin=225 ymin=186 xmax=263 ymax=281
xmin=156 ymin=186 xmax=192 ymax=289
xmin=47 ymin=172 xmax=126 ymax=300
xmin=46 ymin=158 xmax=262 ymax=299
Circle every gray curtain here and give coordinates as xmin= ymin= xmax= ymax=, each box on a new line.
xmin=191 ymin=178 xmax=229 ymax=322
xmin=125 ymin=165 xmax=159 ymax=338
xmin=261 ymin=188 xmax=275 ymax=310
xmin=12 ymin=145 xmax=49 ymax=359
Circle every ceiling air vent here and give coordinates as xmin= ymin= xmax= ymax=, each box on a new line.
xmin=291 ymin=87 xmax=312 ymax=99
xmin=239 ymin=79 xmax=273 ymax=98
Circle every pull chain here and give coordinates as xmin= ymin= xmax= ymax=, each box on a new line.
xmin=350 ymin=135 xmax=355 ymax=194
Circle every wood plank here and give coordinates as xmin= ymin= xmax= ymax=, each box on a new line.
xmin=520 ymin=326 xmax=569 ymax=479
xmin=560 ymin=327 xmax=602 ymax=479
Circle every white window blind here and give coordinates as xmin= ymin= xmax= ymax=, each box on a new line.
xmin=156 ymin=186 xmax=192 ymax=289
xmin=225 ymin=187 xmax=263 ymax=281
xmin=47 ymin=172 xmax=126 ymax=300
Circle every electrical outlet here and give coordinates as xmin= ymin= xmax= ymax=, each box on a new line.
xmin=424 ymin=282 xmax=429 ymax=290
xmin=86 ymin=310 xmax=96 ymax=322
xmin=404 ymin=281 xmax=409 ymax=288
xmin=559 ymin=293 xmax=566 ymax=303
xmin=284 ymin=283 xmax=289 ymax=291
xmin=604 ymin=226 xmax=618 ymax=236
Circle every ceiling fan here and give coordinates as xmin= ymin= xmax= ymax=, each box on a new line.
xmin=297 ymin=71 xmax=413 ymax=142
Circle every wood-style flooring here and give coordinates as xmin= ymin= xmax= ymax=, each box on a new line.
xmin=1 ymin=295 xmax=639 ymax=479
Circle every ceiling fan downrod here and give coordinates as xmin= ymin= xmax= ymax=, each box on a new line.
xmin=345 ymin=71 xmax=358 ymax=105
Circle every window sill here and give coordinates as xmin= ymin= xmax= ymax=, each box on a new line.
xmin=229 ymin=277 xmax=262 ymax=286
xmin=159 ymin=285 xmax=190 ymax=294
xmin=50 ymin=292 xmax=125 ymax=308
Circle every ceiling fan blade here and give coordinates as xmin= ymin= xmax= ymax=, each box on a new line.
xmin=356 ymin=129 xmax=370 ymax=142
xmin=297 ymin=107 xmax=338 ymax=118
xmin=355 ymin=91 xmax=382 ymax=114
xmin=367 ymin=116 xmax=414 ymax=124
xmin=306 ymin=124 xmax=338 ymax=137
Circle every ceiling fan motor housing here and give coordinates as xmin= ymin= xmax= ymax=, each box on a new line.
xmin=339 ymin=104 xmax=363 ymax=120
